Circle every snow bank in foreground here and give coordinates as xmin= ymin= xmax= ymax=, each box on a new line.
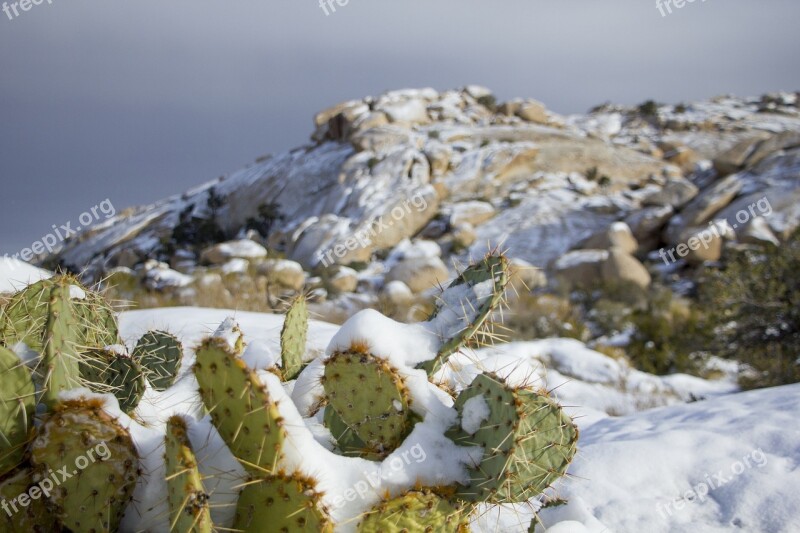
xmin=538 ymin=384 xmax=800 ymax=533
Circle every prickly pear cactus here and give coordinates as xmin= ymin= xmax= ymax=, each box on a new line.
xmin=357 ymin=490 xmax=470 ymax=533
xmin=30 ymin=398 xmax=139 ymax=533
xmin=447 ymin=373 xmax=578 ymax=503
xmin=322 ymin=404 xmax=369 ymax=456
xmin=0 ymin=275 xmax=119 ymax=357
xmin=165 ymin=416 xmax=212 ymax=533
xmin=80 ymin=349 xmax=146 ymax=415
xmin=0 ymin=466 xmax=59 ymax=532
xmin=280 ymin=295 xmax=308 ymax=381
xmin=421 ymin=253 xmax=509 ymax=375
xmin=0 ymin=346 xmax=36 ymax=477
xmin=323 ymin=346 xmax=412 ymax=458
xmin=0 ymin=276 xmax=121 ymax=411
xmin=233 ymin=473 xmax=332 ymax=532
xmin=194 ymin=338 xmax=287 ymax=474
xmin=39 ymin=282 xmax=83 ymax=410
xmin=133 ymin=330 xmax=182 ymax=391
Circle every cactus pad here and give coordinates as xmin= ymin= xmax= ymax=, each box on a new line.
xmin=357 ymin=490 xmax=470 ymax=533
xmin=133 ymin=330 xmax=183 ymax=391
xmin=233 ymin=473 xmax=332 ymax=533
xmin=323 ymin=349 xmax=412 ymax=458
xmin=194 ymin=338 xmax=287 ymax=474
xmin=39 ymin=282 xmax=83 ymax=410
xmin=280 ymin=295 xmax=308 ymax=381
xmin=421 ymin=253 xmax=509 ymax=375
xmin=0 ymin=346 xmax=36 ymax=477
xmin=448 ymin=373 xmax=578 ymax=503
xmin=165 ymin=416 xmax=212 ymax=533
xmin=30 ymin=398 xmax=140 ymax=532
xmin=80 ymin=349 xmax=146 ymax=415
xmin=0 ymin=467 xmax=59 ymax=532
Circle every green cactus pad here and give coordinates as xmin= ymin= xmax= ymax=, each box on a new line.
xmin=280 ymin=295 xmax=308 ymax=381
xmin=322 ymin=404 xmax=369 ymax=457
xmin=0 ymin=466 xmax=59 ymax=532
xmin=165 ymin=416 xmax=212 ymax=533
xmin=323 ymin=349 xmax=412 ymax=458
xmin=39 ymin=282 xmax=83 ymax=410
xmin=30 ymin=398 xmax=140 ymax=532
xmin=80 ymin=349 xmax=146 ymax=415
xmin=420 ymin=253 xmax=509 ymax=376
xmin=194 ymin=338 xmax=287 ymax=474
xmin=447 ymin=373 xmax=578 ymax=503
xmin=357 ymin=490 xmax=470 ymax=533
xmin=0 ymin=346 xmax=36 ymax=477
xmin=0 ymin=276 xmax=119 ymax=356
xmin=133 ymin=330 xmax=183 ymax=391
xmin=233 ymin=473 xmax=333 ymax=533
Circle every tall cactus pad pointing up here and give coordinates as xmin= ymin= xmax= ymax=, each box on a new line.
xmin=234 ymin=473 xmax=333 ymax=533
xmin=280 ymin=295 xmax=308 ymax=381
xmin=194 ymin=338 xmax=287 ymax=474
xmin=0 ymin=346 xmax=36 ymax=477
xmin=165 ymin=416 xmax=212 ymax=533
xmin=421 ymin=253 xmax=509 ymax=376
xmin=40 ymin=282 xmax=82 ymax=410
xmin=134 ymin=330 xmax=183 ymax=391
xmin=357 ymin=490 xmax=470 ymax=533
xmin=447 ymin=373 xmax=578 ymax=503
xmin=0 ymin=467 xmax=59 ymax=532
xmin=30 ymin=398 xmax=140 ymax=533
xmin=323 ymin=349 xmax=412 ymax=458
xmin=0 ymin=276 xmax=119 ymax=357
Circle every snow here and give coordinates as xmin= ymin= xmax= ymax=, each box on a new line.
xmin=461 ymin=394 xmax=490 ymax=434
xmin=536 ymin=384 xmax=800 ymax=533
xmin=0 ymin=257 xmax=51 ymax=293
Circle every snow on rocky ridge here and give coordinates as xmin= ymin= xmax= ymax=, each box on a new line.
xmin=44 ymin=88 xmax=800 ymax=307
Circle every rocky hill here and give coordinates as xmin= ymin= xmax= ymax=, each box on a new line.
xmin=46 ymin=87 xmax=800 ymax=324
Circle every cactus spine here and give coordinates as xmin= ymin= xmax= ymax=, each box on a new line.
xmin=133 ymin=330 xmax=183 ymax=391
xmin=0 ymin=346 xmax=36 ymax=477
xmin=447 ymin=373 xmax=578 ymax=503
xmin=165 ymin=416 xmax=212 ymax=533
xmin=280 ymin=294 xmax=308 ymax=381
xmin=30 ymin=398 xmax=139 ymax=533
xmin=193 ymin=338 xmax=287 ymax=474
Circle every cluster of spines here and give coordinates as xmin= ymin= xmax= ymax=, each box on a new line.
xmin=165 ymin=415 xmax=212 ymax=533
xmin=280 ymin=295 xmax=308 ymax=381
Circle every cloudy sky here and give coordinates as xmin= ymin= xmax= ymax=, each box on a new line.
xmin=1 ymin=0 xmax=798 ymax=254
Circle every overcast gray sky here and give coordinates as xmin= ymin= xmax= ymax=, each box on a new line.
xmin=1 ymin=0 xmax=798 ymax=254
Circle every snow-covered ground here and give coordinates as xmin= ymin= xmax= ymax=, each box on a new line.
xmin=0 ymin=258 xmax=51 ymax=293
xmin=112 ymin=306 xmax=799 ymax=532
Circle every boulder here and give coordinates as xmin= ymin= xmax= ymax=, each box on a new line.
xmin=378 ymin=99 xmax=430 ymax=125
xmin=739 ymin=217 xmax=780 ymax=246
xmin=669 ymin=174 xmax=743 ymax=236
xmin=451 ymin=223 xmax=477 ymax=249
xmin=580 ymin=222 xmax=638 ymax=255
xmin=327 ymin=266 xmax=359 ymax=294
xmin=449 ymin=201 xmax=497 ymax=227
xmin=657 ymin=141 xmax=699 ymax=174
xmin=553 ymin=250 xmax=609 ymax=289
xmin=642 ymin=177 xmax=699 ymax=209
xmin=256 ymin=259 xmax=306 ymax=291
xmin=601 ymin=247 xmax=651 ymax=289
xmin=200 ymin=239 xmax=268 ymax=265
xmin=386 ymin=256 xmax=449 ymax=294
xmin=508 ymin=257 xmax=547 ymax=293
xmin=625 ymin=205 xmax=674 ymax=250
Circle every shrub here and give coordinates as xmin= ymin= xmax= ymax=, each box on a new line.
xmin=699 ymin=230 xmax=800 ymax=388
